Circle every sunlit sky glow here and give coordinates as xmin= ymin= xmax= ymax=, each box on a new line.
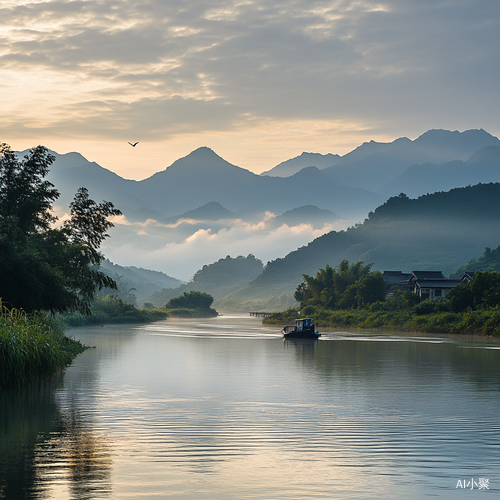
xmin=2 ymin=0 xmax=500 ymax=179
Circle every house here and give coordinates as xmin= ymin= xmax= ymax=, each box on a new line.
xmin=383 ymin=270 xmax=466 ymax=300
xmin=408 ymin=271 xmax=461 ymax=300
xmin=382 ymin=271 xmax=412 ymax=298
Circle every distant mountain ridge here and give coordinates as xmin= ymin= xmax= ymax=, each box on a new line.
xmin=321 ymin=129 xmax=500 ymax=192
xmin=261 ymin=152 xmax=340 ymax=177
xmin=379 ymin=146 xmax=500 ymax=198
xmin=42 ymin=146 xmax=382 ymax=220
xmin=100 ymin=260 xmax=183 ymax=306
xmin=265 ymin=205 xmax=339 ymax=230
xmin=31 ymin=128 xmax=500 ymax=223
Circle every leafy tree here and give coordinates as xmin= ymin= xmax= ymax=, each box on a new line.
xmin=166 ymin=291 xmax=214 ymax=310
xmin=447 ymin=271 xmax=500 ymax=312
xmin=295 ymin=260 xmax=386 ymax=311
xmin=0 ymin=143 xmax=121 ymax=314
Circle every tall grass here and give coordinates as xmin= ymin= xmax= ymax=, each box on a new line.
xmin=0 ymin=300 xmax=88 ymax=388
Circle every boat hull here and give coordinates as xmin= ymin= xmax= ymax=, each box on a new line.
xmin=281 ymin=327 xmax=320 ymax=340
xmin=282 ymin=331 xmax=321 ymax=340
xmin=282 ymin=317 xmax=320 ymax=340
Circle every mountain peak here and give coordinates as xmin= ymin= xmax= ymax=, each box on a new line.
xmin=171 ymin=146 xmax=226 ymax=165
xmin=164 ymin=146 xmax=251 ymax=176
xmin=414 ymin=128 xmax=500 ymax=160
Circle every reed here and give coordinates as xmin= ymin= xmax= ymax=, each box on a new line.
xmin=0 ymin=300 xmax=88 ymax=388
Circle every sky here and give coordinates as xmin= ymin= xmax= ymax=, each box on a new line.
xmin=2 ymin=0 xmax=500 ymax=180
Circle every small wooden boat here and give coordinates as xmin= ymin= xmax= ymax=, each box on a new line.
xmin=282 ymin=317 xmax=320 ymax=340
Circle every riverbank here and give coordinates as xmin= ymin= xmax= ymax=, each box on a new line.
xmin=0 ymin=304 xmax=88 ymax=388
xmin=264 ymin=307 xmax=500 ymax=336
xmin=60 ymin=294 xmax=218 ymax=326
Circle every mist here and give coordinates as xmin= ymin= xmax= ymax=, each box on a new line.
xmin=100 ymin=213 xmax=352 ymax=281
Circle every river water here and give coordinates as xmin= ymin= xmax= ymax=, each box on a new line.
xmin=1 ymin=315 xmax=500 ymax=499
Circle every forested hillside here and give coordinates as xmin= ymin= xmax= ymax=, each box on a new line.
xmin=148 ymin=255 xmax=263 ymax=307
xmin=222 ymin=184 xmax=500 ymax=311
xmin=450 ymin=246 xmax=500 ymax=278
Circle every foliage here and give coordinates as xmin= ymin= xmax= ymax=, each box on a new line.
xmin=265 ymin=274 xmax=500 ymax=336
xmin=166 ymin=291 xmax=214 ymax=310
xmin=450 ymin=246 xmax=500 ymax=278
xmin=0 ymin=144 xmax=122 ymax=315
xmin=0 ymin=300 xmax=88 ymax=388
xmin=164 ymin=291 xmax=218 ymax=317
xmin=60 ymin=294 xmax=168 ymax=326
xmin=294 ymin=260 xmax=386 ymax=310
xmin=447 ymin=271 xmax=500 ymax=312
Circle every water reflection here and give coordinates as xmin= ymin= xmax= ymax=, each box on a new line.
xmin=2 ymin=317 xmax=500 ymax=499
xmin=0 ymin=374 xmax=112 ymax=499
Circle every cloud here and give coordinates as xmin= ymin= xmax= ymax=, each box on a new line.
xmin=101 ymin=212 xmax=350 ymax=280
xmin=1 ymin=0 xmax=499 ymax=145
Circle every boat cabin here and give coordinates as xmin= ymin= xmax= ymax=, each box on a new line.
xmin=295 ymin=317 xmax=313 ymax=330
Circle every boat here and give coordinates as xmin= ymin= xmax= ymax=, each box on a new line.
xmin=282 ymin=317 xmax=320 ymax=340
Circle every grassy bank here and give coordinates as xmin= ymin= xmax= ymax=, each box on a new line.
xmin=0 ymin=303 xmax=88 ymax=388
xmin=60 ymin=295 xmax=218 ymax=326
xmin=61 ymin=295 xmax=168 ymax=326
xmin=264 ymin=306 xmax=500 ymax=336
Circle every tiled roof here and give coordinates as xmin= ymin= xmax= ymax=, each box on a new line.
xmin=410 ymin=271 xmax=446 ymax=280
xmin=414 ymin=279 xmax=462 ymax=288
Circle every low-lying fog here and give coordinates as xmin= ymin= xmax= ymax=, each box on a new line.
xmin=99 ymin=212 xmax=353 ymax=281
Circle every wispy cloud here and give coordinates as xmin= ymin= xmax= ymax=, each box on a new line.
xmin=2 ymin=0 xmax=499 ymax=144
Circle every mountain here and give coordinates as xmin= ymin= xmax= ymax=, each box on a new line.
xmin=25 ymin=149 xmax=144 ymax=212
xmin=321 ymin=129 xmax=500 ymax=192
xmin=100 ymin=260 xmax=183 ymax=306
xmin=449 ymin=246 xmax=500 ymax=278
xmin=147 ymin=255 xmax=264 ymax=307
xmin=265 ymin=205 xmax=339 ymax=230
xmin=41 ymin=146 xmax=380 ymax=220
xmin=322 ymin=145 xmax=433 ymax=191
xmin=29 ymin=129 xmax=500 ymax=223
xmin=261 ymin=152 xmax=340 ymax=177
xmin=132 ymin=148 xmax=381 ymax=219
xmin=412 ymin=128 xmax=500 ymax=161
xmin=221 ymin=184 xmax=500 ymax=311
xmin=379 ymin=146 xmax=500 ymax=198
xmin=336 ymin=136 xmax=413 ymax=164
xmin=164 ymin=202 xmax=235 ymax=223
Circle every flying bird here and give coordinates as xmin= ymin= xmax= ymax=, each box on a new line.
xmin=128 ymin=141 xmax=139 ymax=147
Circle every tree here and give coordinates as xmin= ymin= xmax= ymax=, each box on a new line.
xmin=295 ymin=260 xmax=386 ymax=311
xmin=165 ymin=291 xmax=214 ymax=310
xmin=0 ymin=143 xmax=121 ymax=314
xmin=446 ymin=271 xmax=500 ymax=312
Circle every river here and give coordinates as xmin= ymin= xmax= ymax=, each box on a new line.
xmin=1 ymin=315 xmax=500 ymax=499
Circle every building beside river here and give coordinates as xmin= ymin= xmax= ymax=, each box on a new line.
xmin=383 ymin=270 xmax=473 ymax=300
